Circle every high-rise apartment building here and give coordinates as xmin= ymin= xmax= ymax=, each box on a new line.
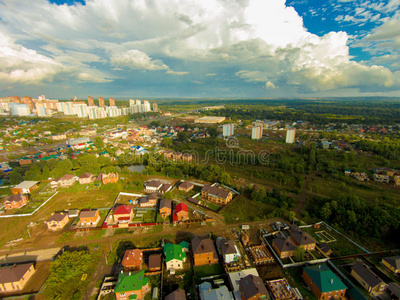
xmin=98 ymin=97 xmax=105 ymax=107
xmin=88 ymin=96 xmax=95 ymax=106
xmin=10 ymin=103 xmax=30 ymax=116
xmin=109 ymin=97 xmax=115 ymax=107
xmin=152 ymin=103 xmax=158 ymax=112
xmin=285 ymin=129 xmax=296 ymax=144
xmin=223 ymin=124 xmax=234 ymax=137
xmin=251 ymin=124 xmax=263 ymax=140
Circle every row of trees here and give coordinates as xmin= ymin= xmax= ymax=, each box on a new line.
xmin=7 ymin=154 xmax=117 ymax=184
xmin=307 ymin=194 xmax=400 ymax=245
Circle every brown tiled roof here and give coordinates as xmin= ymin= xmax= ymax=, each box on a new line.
xmin=79 ymin=172 xmax=93 ymax=179
xmin=239 ymin=274 xmax=268 ymax=300
xmin=148 ymin=254 xmax=161 ymax=270
xmin=122 ymin=249 xmax=143 ymax=267
xmin=149 ymin=193 xmax=158 ymax=201
xmin=219 ymin=239 xmax=237 ymax=255
xmin=0 ymin=263 xmax=34 ymax=284
xmin=202 ymin=185 xmax=231 ymax=199
xmin=273 ymin=236 xmax=297 ymax=252
xmin=159 ymin=198 xmax=171 ymax=210
xmin=290 ymin=227 xmax=316 ymax=246
xmin=192 ymin=237 xmax=217 ymax=259
xmin=351 ymin=263 xmax=384 ymax=288
xmin=60 ymin=174 xmax=74 ymax=180
xmin=4 ymin=194 xmax=24 ymax=203
xmin=146 ymin=180 xmax=162 ymax=188
xmin=79 ymin=210 xmax=98 ymax=218
xmin=179 ymin=181 xmax=194 ymax=189
xmin=383 ymin=256 xmax=400 ymax=270
xmin=159 ymin=183 xmax=171 ymax=192
xmin=47 ymin=212 xmax=68 ymax=223
xmin=187 ymin=197 xmax=200 ymax=204
xmin=165 ymin=289 xmax=186 ymax=300
xmin=388 ymin=283 xmax=400 ymax=298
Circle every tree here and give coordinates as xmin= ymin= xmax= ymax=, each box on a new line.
xmin=288 ymin=211 xmax=296 ymax=223
xmin=207 ymin=126 xmax=218 ymax=138
xmin=320 ymin=203 xmax=332 ymax=220
xmin=177 ymin=131 xmax=188 ymax=142
xmin=163 ymin=137 xmax=172 ymax=148
xmin=294 ymin=247 xmax=305 ymax=261
xmin=94 ymin=136 xmax=104 ymax=149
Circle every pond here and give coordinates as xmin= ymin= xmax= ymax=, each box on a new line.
xmin=126 ymin=165 xmax=145 ymax=173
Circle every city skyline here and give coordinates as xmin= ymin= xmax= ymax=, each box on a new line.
xmin=1 ymin=0 xmax=400 ymax=98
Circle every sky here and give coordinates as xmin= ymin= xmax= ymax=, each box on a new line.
xmin=0 ymin=0 xmax=400 ymax=99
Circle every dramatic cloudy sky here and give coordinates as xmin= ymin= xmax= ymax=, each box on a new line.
xmin=1 ymin=0 xmax=400 ymax=98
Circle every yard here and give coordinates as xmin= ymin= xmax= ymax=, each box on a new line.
xmin=302 ymin=224 xmax=367 ymax=257
xmin=194 ymin=263 xmax=224 ymax=278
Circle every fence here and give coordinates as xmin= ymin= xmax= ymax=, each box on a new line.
xmin=0 ymin=192 xmax=59 ymax=218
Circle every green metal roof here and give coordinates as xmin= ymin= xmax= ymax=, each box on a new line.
xmin=164 ymin=243 xmax=186 ymax=263
xmin=304 ymin=264 xmax=347 ymax=293
xmin=179 ymin=241 xmax=189 ymax=249
xmin=114 ymin=270 xmax=148 ymax=293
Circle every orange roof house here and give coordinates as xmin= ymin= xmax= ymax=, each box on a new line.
xmin=3 ymin=194 xmax=28 ymax=210
xmin=192 ymin=237 xmax=219 ymax=266
xmin=122 ymin=249 xmax=143 ymax=272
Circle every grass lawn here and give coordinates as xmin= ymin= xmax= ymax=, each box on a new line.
xmin=194 ymin=264 xmax=224 ymax=278
xmin=303 ymin=225 xmax=366 ymax=257
xmin=222 ymin=195 xmax=273 ymax=223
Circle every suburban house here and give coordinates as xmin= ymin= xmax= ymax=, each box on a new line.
xmin=101 ymin=173 xmax=119 ymax=185
xmin=57 ymin=174 xmax=76 ymax=187
xmin=217 ymin=238 xmax=241 ymax=264
xmin=79 ymin=210 xmax=100 ymax=227
xmin=192 ymin=237 xmax=219 ymax=266
xmin=302 ymin=264 xmax=347 ymax=300
xmin=145 ymin=180 xmax=163 ymax=193
xmin=159 ymin=183 xmax=172 ymax=194
xmin=163 ymin=150 xmax=174 ymax=159
xmin=114 ymin=270 xmax=150 ymax=300
xmin=0 ymin=263 xmax=36 ymax=293
xmin=178 ymin=181 xmax=194 ymax=192
xmin=172 ymin=152 xmax=182 ymax=161
xmin=159 ymin=198 xmax=172 ymax=218
xmin=290 ymin=225 xmax=316 ymax=251
xmin=113 ymin=205 xmax=134 ymax=224
xmin=139 ymin=194 xmax=157 ymax=207
xmin=351 ymin=262 xmax=386 ymax=293
xmin=165 ymin=289 xmax=186 ymax=300
xmin=11 ymin=181 xmax=38 ymax=194
xmin=387 ymin=283 xmax=400 ymax=300
xmin=3 ymin=194 xmax=28 ymax=210
xmin=148 ymin=254 xmax=162 ymax=272
xmin=272 ymin=236 xmax=297 ymax=258
xmin=19 ymin=158 xmax=32 ymax=166
xmin=199 ymin=281 xmax=234 ymax=300
xmin=182 ymin=153 xmax=193 ymax=162
xmin=382 ymin=256 xmax=400 ymax=274
xmin=46 ymin=212 xmax=69 ymax=231
xmin=164 ymin=243 xmax=187 ymax=271
xmin=174 ymin=203 xmax=189 ymax=221
xmin=122 ymin=249 xmax=143 ymax=272
xmin=201 ymin=185 xmax=233 ymax=204
xmin=78 ymin=173 xmax=95 ymax=185
xmin=239 ymin=274 xmax=269 ymax=300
